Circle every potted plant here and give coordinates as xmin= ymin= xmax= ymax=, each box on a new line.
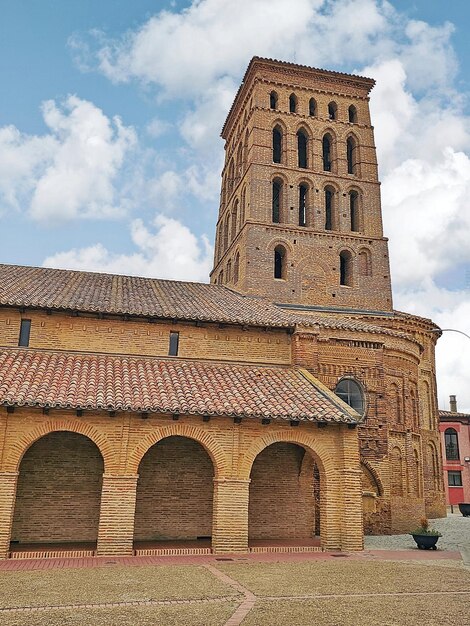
xmin=410 ymin=517 xmax=442 ymax=550
xmin=458 ymin=503 xmax=470 ymax=517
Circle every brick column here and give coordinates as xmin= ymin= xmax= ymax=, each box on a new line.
xmin=0 ymin=472 xmax=18 ymax=559
xmin=340 ymin=427 xmax=364 ymax=551
xmin=319 ymin=470 xmax=343 ymax=551
xmin=212 ymin=478 xmax=250 ymax=554
xmin=97 ymin=474 xmax=138 ymax=556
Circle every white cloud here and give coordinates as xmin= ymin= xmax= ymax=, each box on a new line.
xmin=43 ymin=214 xmax=213 ymax=282
xmin=0 ymin=96 xmax=137 ymax=221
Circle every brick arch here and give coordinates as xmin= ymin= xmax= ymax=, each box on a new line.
xmin=127 ymin=424 xmax=229 ymax=478
xmin=361 ymin=460 xmax=384 ymax=497
xmin=266 ymin=237 xmax=294 ymax=255
xmin=5 ymin=420 xmax=114 ymax=473
xmin=239 ymin=430 xmax=338 ymax=481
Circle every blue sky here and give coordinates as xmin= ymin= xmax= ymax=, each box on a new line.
xmin=0 ymin=0 xmax=469 ymax=410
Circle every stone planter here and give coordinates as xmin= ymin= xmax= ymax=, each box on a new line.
xmin=410 ymin=534 xmax=440 ymax=550
xmin=458 ymin=503 xmax=470 ymax=517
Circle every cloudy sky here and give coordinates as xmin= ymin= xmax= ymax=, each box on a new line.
xmin=1 ymin=0 xmax=469 ymax=411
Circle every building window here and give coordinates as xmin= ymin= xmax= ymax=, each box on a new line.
xmin=328 ymin=101 xmax=337 ymax=120
xmin=18 ymin=319 xmax=31 ymax=347
xmin=272 ymin=179 xmax=282 ymax=223
xmin=273 ymin=126 xmax=282 ymax=163
xmin=335 ymin=378 xmax=365 ymax=415
xmin=445 ymin=428 xmax=460 ymax=460
xmin=299 ymin=184 xmax=308 ymax=227
xmin=274 ymin=245 xmax=286 ymax=279
xmin=348 ymin=105 xmax=358 ymax=123
xmin=358 ymin=249 xmax=372 ymax=277
xmin=324 ymin=186 xmax=335 ymax=230
xmin=289 ymin=94 xmax=297 ymax=113
xmin=322 ymin=134 xmax=332 ymax=171
xmin=448 ymin=471 xmax=463 ymax=487
xmin=309 ymin=98 xmax=317 ymax=116
xmin=297 ymin=129 xmax=308 ymax=168
xmin=234 ymin=252 xmax=240 ymax=283
xmin=270 ymin=91 xmax=278 ymax=110
xmin=347 ymin=136 xmax=358 ymax=175
xmin=349 ymin=190 xmax=359 ymax=231
xmin=168 ymin=331 xmax=179 ymax=356
xmin=339 ymin=250 xmax=353 ymax=286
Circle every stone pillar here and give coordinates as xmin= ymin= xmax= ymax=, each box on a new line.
xmin=212 ymin=477 xmax=250 ymax=553
xmin=340 ymin=427 xmax=364 ymax=551
xmin=0 ymin=472 xmax=18 ymax=559
xmin=97 ymin=474 xmax=138 ymax=556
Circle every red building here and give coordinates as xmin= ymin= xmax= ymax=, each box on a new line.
xmin=439 ymin=395 xmax=470 ymax=507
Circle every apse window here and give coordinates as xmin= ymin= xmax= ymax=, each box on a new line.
xmin=168 ymin=331 xmax=179 ymax=356
xmin=18 ymin=319 xmax=31 ymax=347
xmin=335 ymin=378 xmax=365 ymax=415
xmin=448 ymin=471 xmax=462 ymax=487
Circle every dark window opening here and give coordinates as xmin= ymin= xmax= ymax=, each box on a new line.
xmin=272 ymin=180 xmax=281 ymax=223
xmin=350 ymin=191 xmax=359 ymax=231
xmin=18 ymin=319 xmax=31 ymax=347
xmin=297 ymin=130 xmax=308 ymax=168
xmin=270 ymin=91 xmax=278 ymax=110
xmin=347 ymin=137 xmax=357 ymax=175
xmin=335 ymin=378 xmax=364 ymax=415
xmin=448 ymin=471 xmax=462 ymax=487
xmin=322 ymin=134 xmax=332 ymax=171
xmin=274 ymin=246 xmax=286 ymax=279
xmin=325 ymin=188 xmax=334 ymax=230
xmin=309 ymin=98 xmax=316 ymax=116
xmin=273 ymin=127 xmax=282 ymax=163
xmin=168 ymin=331 xmax=179 ymax=356
xmin=328 ymin=102 xmax=337 ymax=120
xmin=340 ymin=251 xmax=352 ymax=286
xmin=299 ymin=184 xmax=307 ymax=227
xmin=445 ymin=428 xmax=460 ymax=460
xmin=289 ymin=94 xmax=297 ymax=113
xmin=348 ymin=105 xmax=358 ymax=123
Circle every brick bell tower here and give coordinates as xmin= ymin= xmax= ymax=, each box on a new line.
xmin=210 ymin=57 xmax=393 ymax=313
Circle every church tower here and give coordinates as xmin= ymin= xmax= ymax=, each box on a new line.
xmin=210 ymin=57 xmax=393 ymax=313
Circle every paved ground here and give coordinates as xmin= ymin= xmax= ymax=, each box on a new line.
xmin=0 ymin=514 xmax=469 ymax=625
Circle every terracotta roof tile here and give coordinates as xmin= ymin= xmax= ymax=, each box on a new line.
xmin=0 ymin=348 xmax=359 ymax=423
xmin=0 ymin=264 xmax=411 ymax=339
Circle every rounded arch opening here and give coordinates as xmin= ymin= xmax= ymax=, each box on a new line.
xmin=297 ymin=128 xmax=308 ymax=168
xmin=328 ymin=101 xmax=337 ymax=120
xmin=339 ymin=249 xmax=353 ymax=286
xmin=274 ymin=244 xmax=287 ymax=279
xmin=134 ymin=435 xmax=215 ymax=545
xmin=348 ymin=104 xmax=358 ymax=123
xmin=11 ymin=431 xmax=104 ymax=547
xmin=269 ymin=90 xmax=278 ymax=110
xmin=289 ymin=93 xmax=297 ymax=113
xmin=335 ymin=377 xmax=366 ymax=416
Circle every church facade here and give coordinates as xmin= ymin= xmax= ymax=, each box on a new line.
xmin=0 ymin=58 xmax=445 ymax=560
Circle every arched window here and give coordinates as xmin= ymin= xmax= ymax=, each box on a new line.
xmin=218 ymin=270 xmax=224 ymax=284
xmin=445 ymin=428 xmax=460 ymax=460
xmin=270 ymin=91 xmax=278 ymax=110
xmin=272 ymin=179 xmax=282 ymax=223
xmin=231 ymin=201 xmax=238 ymax=240
xmin=339 ymin=250 xmax=353 ymax=286
xmin=390 ymin=383 xmax=402 ymax=423
xmin=328 ymin=101 xmax=337 ymax=120
xmin=349 ymin=190 xmax=360 ymax=231
xmin=410 ymin=387 xmax=419 ymax=429
xmin=358 ymin=249 xmax=371 ymax=277
xmin=289 ymin=94 xmax=297 ymax=113
xmin=274 ymin=245 xmax=286 ymax=279
xmin=335 ymin=378 xmax=365 ymax=415
xmin=226 ymin=259 xmax=232 ymax=282
xmin=347 ymin=136 xmax=358 ymax=175
xmin=348 ymin=105 xmax=358 ymax=123
xmin=413 ymin=449 xmax=421 ymax=497
xmin=223 ymin=215 xmax=230 ymax=249
xmin=324 ymin=186 xmax=335 ymax=230
xmin=243 ymin=129 xmax=249 ymax=168
xmin=309 ymin=98 xmax=317 ymax=116
xmin=240 ymin=186 xmax=246 ymax=227
xmin=273 ymin=126 xmax=282 ymax=164
xmin=227 ymin=159 xmax=235 ymax=195
xmin=234 ymin=252 xmax=240 ymax=283
xmin=299 ymin=184 xmax=308 ymax=227
xmin=297 ymin=129 xmax=308 ymax=168
xmin=322 ymin=134 xmax=332 ymax=171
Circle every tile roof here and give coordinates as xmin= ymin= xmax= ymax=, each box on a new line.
xmin=0 ymin=348 xmax=360 ymax=423
xmin=0 ymin=263 xmax=411 ymax=339
xmin=439 ymin=410 xmax=470 ymax=420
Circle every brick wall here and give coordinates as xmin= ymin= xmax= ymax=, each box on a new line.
xmin=134 ymin=436 xmax=214 ymax=541
xmin=248 ymin=442 xmax=315 ymax=539
xmin=11 ymin=432 xmax=103 ymax=543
